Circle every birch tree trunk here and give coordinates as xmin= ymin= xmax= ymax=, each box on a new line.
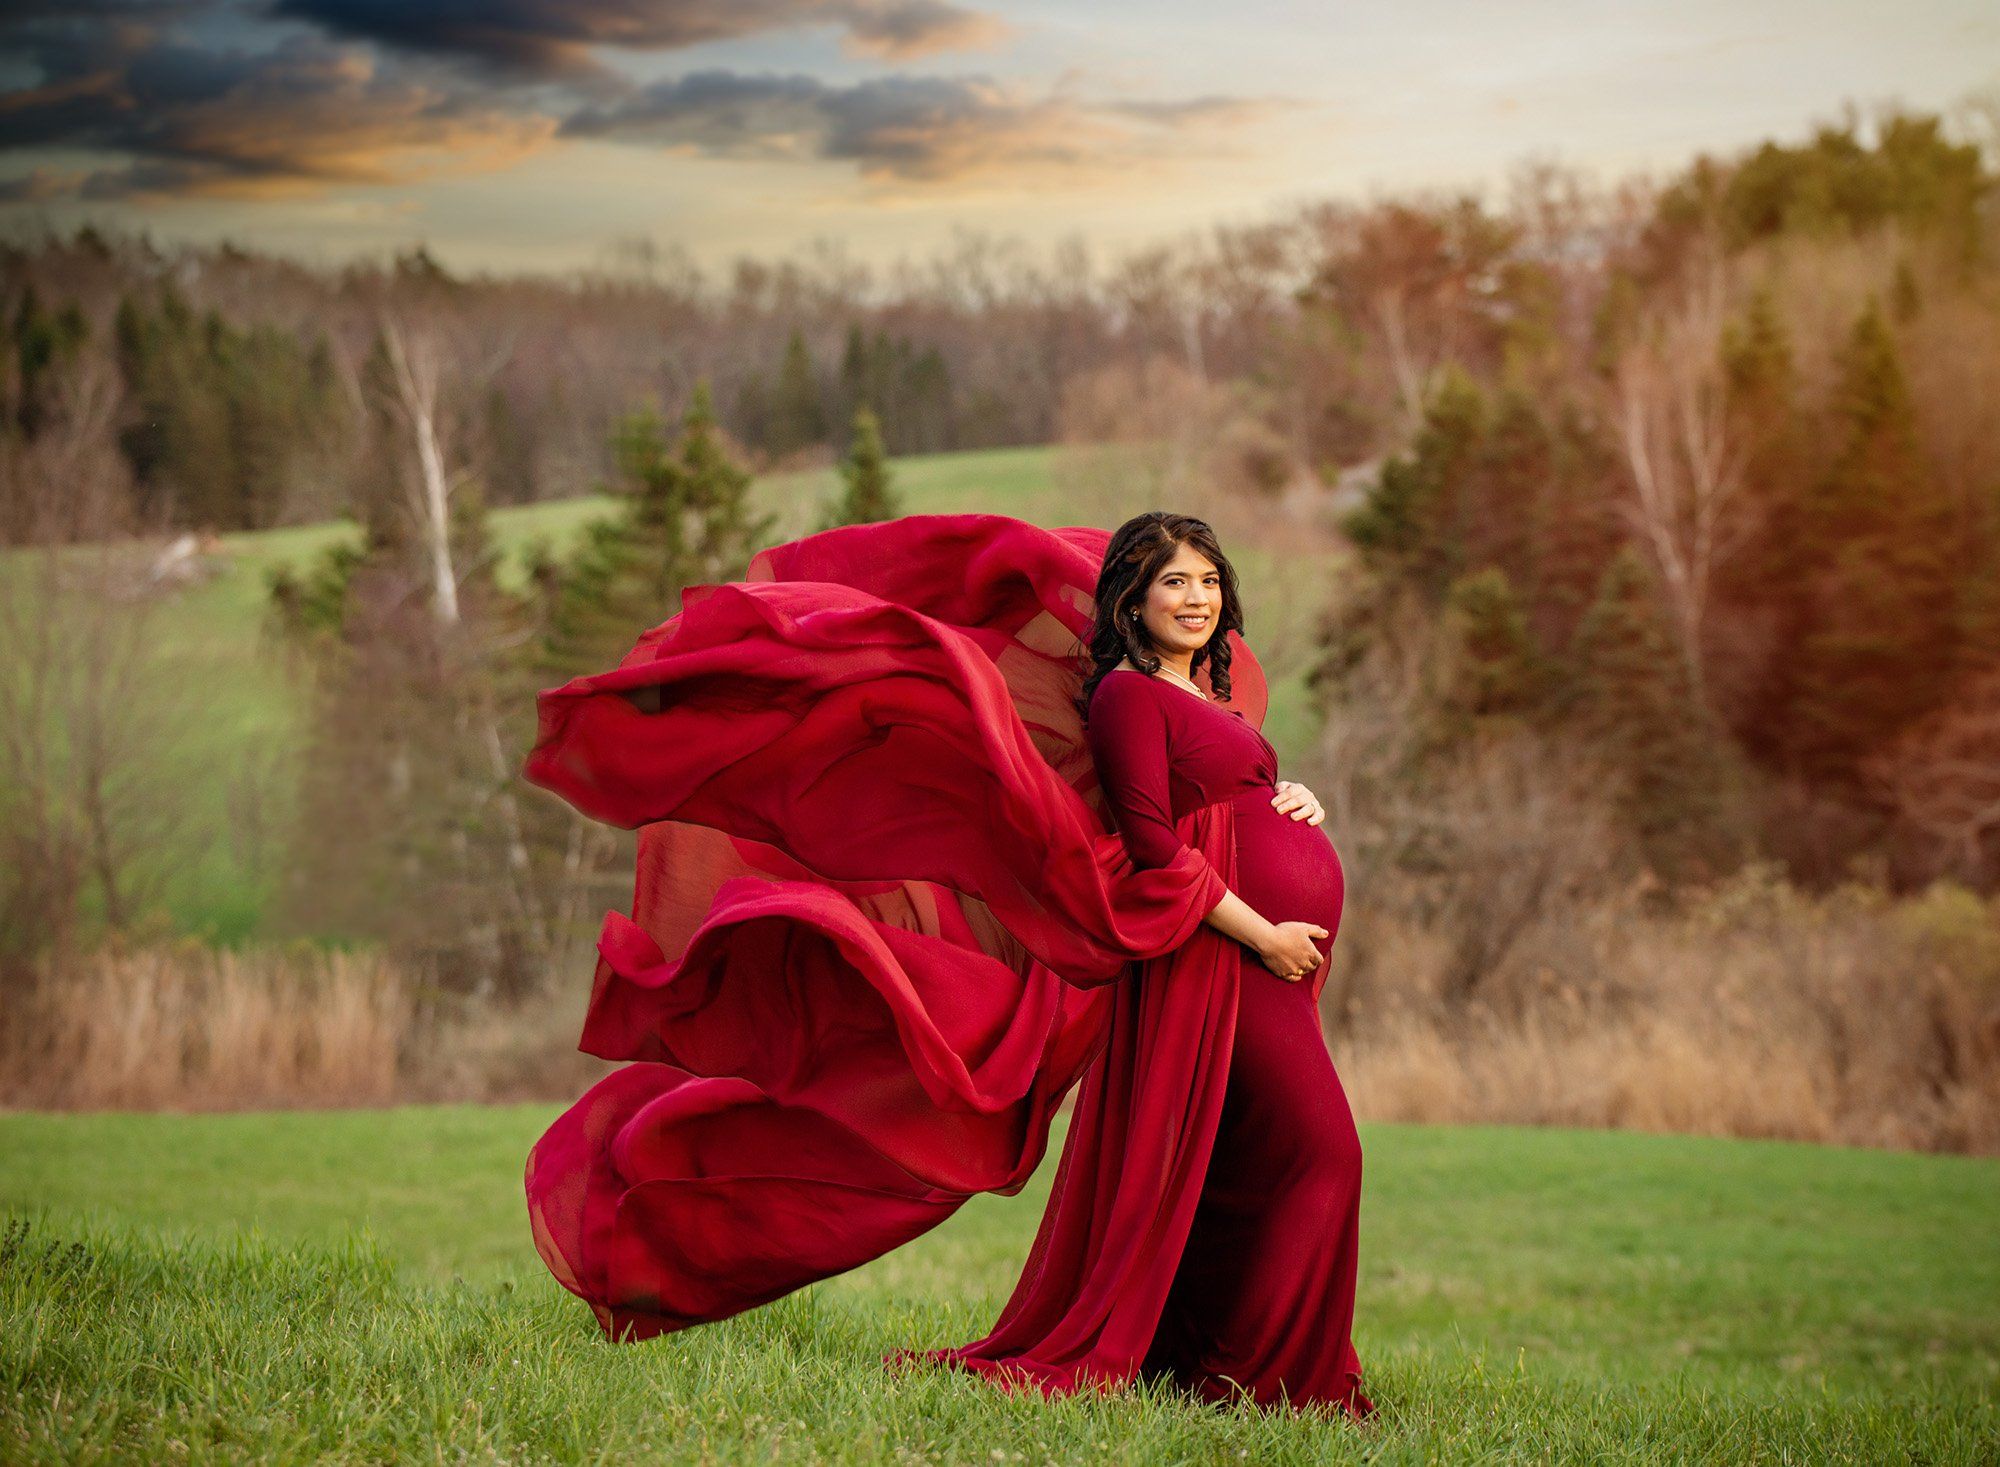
xmin=373 ymin=307 xmax=552 ymax=964
xmin=1611 ymin=257 xmax=1755 ymax=701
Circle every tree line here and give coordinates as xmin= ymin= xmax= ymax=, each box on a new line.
xmin=1303 ymin=110 xmax=1998 ymax=911
xmin=2 ymin=105 xmax=1995 ymax=1000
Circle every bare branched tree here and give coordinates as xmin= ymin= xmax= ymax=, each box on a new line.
xmin=1865 ymin=663 xmax=2000 ymax=884
xmin=0 ymin=344 xmax=138 ymax=546
xmin=1611 ymin=251 xmax=1757 ymax=698
xmin=0 ymin=515 xmax=206 ymax=978
xmin=367 ymin=302 xmax=555 ymax=967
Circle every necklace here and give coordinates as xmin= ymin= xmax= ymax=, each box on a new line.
xmin=1153 ymin=665 xmax=1208 ymax=700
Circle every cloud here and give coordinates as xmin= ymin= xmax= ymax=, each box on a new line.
xmin=0 ymin=3 xmax=1278 ymax=203
xmin=838 ymin=1 xmax=1008 ymax=60
xmin=272 ymin=0 xmax=1009 ymax=79
xmin=1102 ymin=95 xmax=1294 ymax=130
xmin=561 ymin=70 xmax=1287 ymax=185
xmin=0 ymin=29 xmax=557 ymax=200
xmin=0 ymin=167 xmax=91 ymax=203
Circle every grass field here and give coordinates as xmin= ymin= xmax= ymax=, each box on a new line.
xmin=3 ymin=1108 xmax=1994 ymax=1462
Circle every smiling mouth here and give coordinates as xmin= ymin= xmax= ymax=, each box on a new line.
xmin=1175 ymin=615 xmax=1209 ymax=628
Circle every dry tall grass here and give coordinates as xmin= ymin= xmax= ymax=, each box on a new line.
xmin=7 ymin=872 xmax=1997 ymax=1156
xmin=3 ymin=944 xmax=411 ymax=1110
xmin=1334 ymin=870 xmax=2000 ymax=1155
xmin=0 ymin=942 xmax=609 ymax=1111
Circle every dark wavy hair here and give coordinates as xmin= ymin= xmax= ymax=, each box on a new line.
xmin=1074 ymin=511 xmax=1244 ymax=723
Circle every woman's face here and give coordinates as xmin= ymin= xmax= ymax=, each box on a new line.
xmin=1136 ymin=543 xmax=1220 ymax=655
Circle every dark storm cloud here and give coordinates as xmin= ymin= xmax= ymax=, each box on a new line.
xmin=270 ymin=0 xmax=1008 ymax=77
xmin=2 ymin=4 xmax=180 ymax=82
xmin=0 ymin=0 xmax=1277 ymax=200
xmin=0 ymin=27 xmax=554 ymax=200
xmin=559 ymin=69 xmax=1285 ymax=183
xmin=0 ymin=168 xmax=84 ymax=203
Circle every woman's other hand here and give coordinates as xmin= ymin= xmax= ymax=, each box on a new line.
xmin=1257 ymin=920 xmax=1329 ymax=982
xmin=1272 ymin=780 xmax=1325 ymax=825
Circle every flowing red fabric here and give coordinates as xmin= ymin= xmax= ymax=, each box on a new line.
xmin=522 ymin=513 xmax=1269 ymax=1392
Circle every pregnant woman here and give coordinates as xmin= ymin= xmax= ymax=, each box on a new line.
xmin=1084 ymin=516 xmax=1371 ymax=1414
xmin=519 ymin=509 xmax=1373 ymax=1422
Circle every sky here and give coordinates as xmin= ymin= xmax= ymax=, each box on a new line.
xmin=1 ymin=1 xmax=1995 ymax=278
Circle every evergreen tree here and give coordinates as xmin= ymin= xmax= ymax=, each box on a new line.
xmin=836 ymin=324 xmax=928 ymax=449
xmin=541 ymin=381 xmax=774 ymax=678
xmin=221 ymin=321 xmax=318 ymax=530
xmin=1717 ymin=286 xmax=1809 ymax=754
xmin=1469 ymin=388 xmax=1548 ymax=584
xmin=1781 ymin=300 xmax=1960 ymax=779
xmin=768 ymin=328 xmax=826 ymax=456
xmin=672 ymin=381 xmax=768 ymax=581
xmin=116 ymin=286 xmax=225 ymax=524
xmin=482 ymin=381 xmax=536 ymax=505
xmin=1722 ymin=288 xmax=1799 ymax=495
xmin=1436 ymin=567 xmax=1545 ymax=723
xmin=818 ymin=405 xmax=901 ymax=530
xmin=837 ymin=323 xmax=872 ymax=431
xmin=113 ymin=285 xmax=332 ymax=529
xmin=731 ymin=370 xmax=770 ymax=453
xmin=1713 ymin=113 xmax=1986 ymax=259
xmin=904 ymin=344 xmax=955 ymax=453
xmin=1520 ymin=397 xmax=1623 ymax=647
xmin=9 ymin=286 xmax=88 ymax=438
xmin=1567 ymin=546 xmax=1741 ymax=877
xmin=1343 ymin=368 xmax=1484 ymax=601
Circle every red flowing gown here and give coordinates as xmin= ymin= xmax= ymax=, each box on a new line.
xmin=1087 ymin=669 xmax=1369 ymax=1413
xmin=519 ymin=512 xmax=1373 ymax=1421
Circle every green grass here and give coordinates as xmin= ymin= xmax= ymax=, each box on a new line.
xmin=2 ymin=1109 xmax=1994 ymax=1462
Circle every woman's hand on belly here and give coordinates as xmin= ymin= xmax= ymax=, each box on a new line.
xmin=1271 ymin=779 xmax=1325 ymax=825
xmin=1256 ymin=920 xmax=1330 ymax=983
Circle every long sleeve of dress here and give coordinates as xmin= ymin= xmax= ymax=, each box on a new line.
xmin=1087 ymin=675 xmax=1221 ymax=889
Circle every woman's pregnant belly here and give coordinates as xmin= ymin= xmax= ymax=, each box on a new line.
xmin=1228 ymin=786 xmax=1346 ymax=969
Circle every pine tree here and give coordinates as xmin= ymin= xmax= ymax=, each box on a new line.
xmin=222 ymin=321 xmax=319 ymax=530
xmin=483 ymin=381 xmax=535 ymax=505
xmin=837 ymin=323 xmax=871 ymax=432
xmin=679 ymin=380 xmax=772 ymax=583
xmin=1567 ymin=546 xmax=1741 ymax=877
xmin=1520 ymin=397 xmax=1623 ymax=647
xmin=768 ymin=327 xmax=826 ymax=456
xmin=1437 ymin=567 xmax=1545 ymax=722
xmin=1343 ymin=367 xmax=1485 ymax=602
xmin=9 ymin=286 xmax=88 ymax=438
xmin=541 ymin=381 xmax=774 ymax=679
xmin=1470 ymin=388 xmax=1548 ymax=585
xmin=905 ymin=344 xmax=954 ymax=453
xmin=113 ymin=285 xmax=332 ymax=530
xmin=115 ymin=286 xmax=229 ymax=525
xmin=818 ymin=405 xmax=901 ymax=529
xmin=1717 ymin=286 xmax=1808 ymax=755
xmin=1782 ymin=300 xmax=1960 ymax=779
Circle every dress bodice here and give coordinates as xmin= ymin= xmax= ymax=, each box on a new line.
xmin=1084 ymin=667 xmax=1278 ymax=870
